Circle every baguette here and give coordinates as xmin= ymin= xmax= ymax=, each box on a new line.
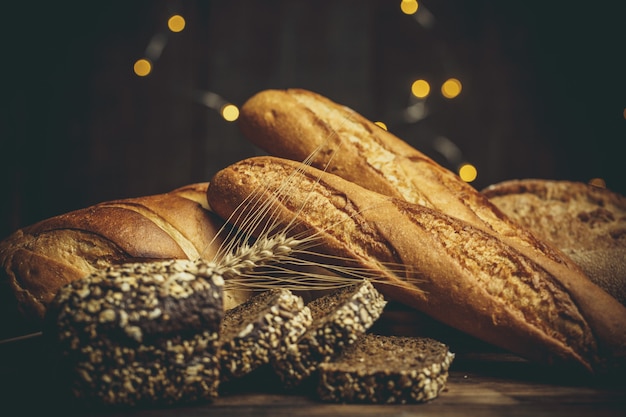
xmin=238 ymin=89 xmax=590 ymax=289
xmin=0 ymin=183 xmax=251 ymax=338
xmin=482 ymin=179 xmax=626 ymax=305
xmin=207 ymin=156 xmax=626 ymax=375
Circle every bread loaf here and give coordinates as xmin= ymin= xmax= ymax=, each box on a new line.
xmin=237 ymin=89 xmax=590 ymax=290
xmin=44 ymin=259 xmax=225 ymax=406
xmin=0 ymin=183 xmax=249 ymax=338
xmin=482 ymin=179 xmax=626 ymax=305
xmin=207 ymin=156 xmax=626 ymax=375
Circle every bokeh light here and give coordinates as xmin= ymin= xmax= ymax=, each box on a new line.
xmin=400 ymin=0 xmax=419 ymax=15
xmin=168 ymin=15 xmax=186 ymax=32
xmin=221 ymin=104 xmax=240 ymax=121
xmin=133 ymin=59 xmax=152 ymax=76
xmin=441 ymin=78 xmax=462 ymax=99
xmin=411 ymin=79 xmax=430 ymax=99
xmin=458 ymin=163 xmax=477 ymax=182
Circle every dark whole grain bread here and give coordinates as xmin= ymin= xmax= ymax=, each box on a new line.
xmin=219 ymin=289 xmax=312 ymax=381
xmin=482 ymin=179 xmax=626 ymax=305
xmin=271 ymin=280 xmax=387 ymax=387
xmin=44 ymin=259 xmax=225 ymax=407
xmin=317 ymin=333 xmax=454 ymax=404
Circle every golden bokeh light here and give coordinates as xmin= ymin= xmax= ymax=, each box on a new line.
xmin=400 ymin=0 xmax=419 ymax=15
xmin=411 ymin=79 xmax=430 ymax=99
xmin=458 ymin=163 xmax=477 ymax=183
xmin=133 ymin=59 xmax=152 ymax=76
xmin=221 ymin=104 xmax=240 ymax=122
xmin=168 ymin=15 xmax=186 ymax=32
xmin=374 ymin=121 xmax=388 ymax=130
xmin=623 ymin=107 xmax=626 ymax=119
xmin=441 ymin=78 xmax=462 ymax=99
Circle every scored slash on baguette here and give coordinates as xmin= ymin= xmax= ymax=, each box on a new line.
xmin=219 ymin=289 xmax=312 ymax=381
xmin=317 ymin=334 xmax=455 ymax=404
xmin=271 ymin=280 xmax=387 ymax=388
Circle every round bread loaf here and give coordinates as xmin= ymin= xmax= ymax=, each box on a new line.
xmin=482 ymin=179 xmax=626 ymax=305
xmin=317 ymin=333 xmax=454 ymax=404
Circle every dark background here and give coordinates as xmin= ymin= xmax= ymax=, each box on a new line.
xmin=2 ymin=0 xmax=625 ymax=240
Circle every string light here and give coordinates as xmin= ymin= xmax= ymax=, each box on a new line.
xmin=133 ymin=59 xmax=152 ymax=76
xmin=168 ymin=15 xmax=186 ymax=33
xmin=458 ymin=163 xmax=477 ymax=183
xmin=400 ymin=0 xmax=419 ymax=15
xmin=441 ymin=78 xmax=462 ymax=99
xmin=411 ymin=79 xmax=430 ymax=99
xmin=221 ymin=104 xmax=240 ymax=122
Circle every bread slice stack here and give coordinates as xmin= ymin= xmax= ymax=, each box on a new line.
xmin=44 ymin=261 xmax=454 ymax=407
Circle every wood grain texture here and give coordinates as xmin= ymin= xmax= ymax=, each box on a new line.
xmin=1 ymin=334 xmax=624 ymax=417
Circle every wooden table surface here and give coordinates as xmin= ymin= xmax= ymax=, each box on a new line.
xmin=2 ymin=331 xmax=624 ymax=417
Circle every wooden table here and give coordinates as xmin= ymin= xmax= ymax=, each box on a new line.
xmin=2 ymin=331 xmax=624 ymax=417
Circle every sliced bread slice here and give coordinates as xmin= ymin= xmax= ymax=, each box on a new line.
xmin=317 ymin=333 xmax=455 ymax=404
xmin=219 ymin=288 xmax=312 ymax=381
xmin=271 ymin=280 xmax=386 ymax=388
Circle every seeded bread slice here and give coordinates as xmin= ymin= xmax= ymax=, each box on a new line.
xmin=271 ymin=280 xmax=386 ymax=388
xmin=44 ymin=259 xmax=225 ymax=407
xmin=219 ymin=289 xmax=312 ymax=381
xmin=317 ymin=334 xmax=455 ymax=404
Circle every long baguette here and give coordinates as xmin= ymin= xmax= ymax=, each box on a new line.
xmin=238 ymin=89 xmax=590 ymax=288
xmin=0 ymin=183 xmax=249 ymax=338
xmin=207 ymin=156 xmax=626 ymax=375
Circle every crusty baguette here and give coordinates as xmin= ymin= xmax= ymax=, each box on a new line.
xmin=207 ymin=156 xmax=626 ymax=375
xmin=482 ymin=179 xmax=626 ymax=305
xmin=0 ymin=183 xmax=250 ymax=338
xmin=238 ymin=89 xmax=589 ymax=288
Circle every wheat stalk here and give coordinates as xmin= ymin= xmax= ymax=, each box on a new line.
xmin=201 ymin=136 xmax=422 ymax=296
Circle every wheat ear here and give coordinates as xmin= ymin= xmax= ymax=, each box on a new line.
xmin=203 ymin=137 xmax=422 ymax=294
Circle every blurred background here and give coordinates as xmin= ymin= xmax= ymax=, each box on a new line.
xmin=2 ymin=0 xmax=625 ymax=239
